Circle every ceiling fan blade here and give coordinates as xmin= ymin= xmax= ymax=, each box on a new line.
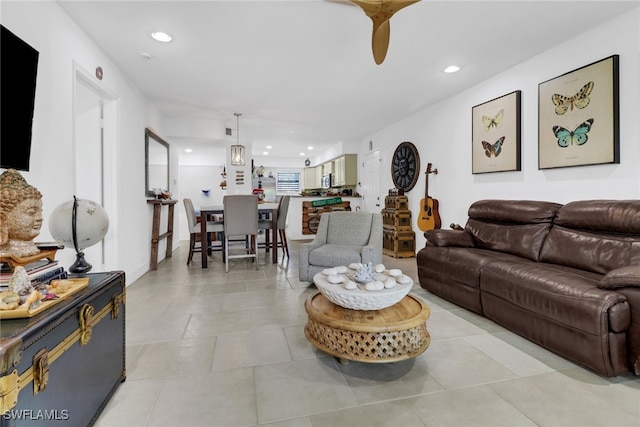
xmin=371 ymin=20 xmax=390 ymax=65
xmin=349 ymin=0 xmax=421 ymax=64
xmin=350 ymin=0 xmax=419 ymax=17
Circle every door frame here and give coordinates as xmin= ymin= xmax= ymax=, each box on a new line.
xmin=72 ymin=62 xmax=119 ymax=271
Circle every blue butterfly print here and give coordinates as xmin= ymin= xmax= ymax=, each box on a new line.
xmin=552 ymin=118 xmax=594 ymax=147
xmin=482 ymin=136 xmax=505 ymax=157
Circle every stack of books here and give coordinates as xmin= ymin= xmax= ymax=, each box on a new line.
xmin=0 ymin=259 xmax=67 ymax=291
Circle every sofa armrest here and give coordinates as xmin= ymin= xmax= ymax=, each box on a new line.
xmin=424 ymin=229 xmax=475 ymax=248
xmin=299 ymin=240 xmax=325 ymax=281
xmin=599 ymin=266 xmax=640 ymax=289
xmin=300 ymin=240 xmax=324 ymax=264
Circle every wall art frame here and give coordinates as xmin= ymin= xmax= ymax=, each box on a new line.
xmin=472 ymin=90 xmax=521 ymax=174
xmin=538 ymin=55 xmax=619 ymax=169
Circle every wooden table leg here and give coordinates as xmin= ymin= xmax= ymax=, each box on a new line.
xmin=272 ymin=209 xmax=278 ymax=263
xmin=166 ymin=203 xmax=175 ymax=259
xmin=149 ymin=203 xmax=161 ymax=270
xmin=200 ymin=213 xmax=208 ymax=268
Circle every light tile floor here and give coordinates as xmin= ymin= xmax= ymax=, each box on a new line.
xmin=96 ymin=240 xmax=640 ymax=427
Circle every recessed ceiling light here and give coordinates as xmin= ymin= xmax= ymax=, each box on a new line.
xmin=184 ymin=148 xmax=192 ymax=153
xmin=307 ymin=146 xmax=314 ymax=150
xmin=300 ymin=152 xmax=305 ymax=156
xmin=266 ymin=145 xmax=272 ymax=149
xmin=263 ymin=151 xmax=268 ymax=155
xmin=444 ymin=65 xmax=460 ymax=73
xmin=151 ymin=32 xmax=172 ymax=43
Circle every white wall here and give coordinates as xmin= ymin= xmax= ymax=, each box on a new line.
xmin=1 ymin=2 xmax=169 ymax=283
xmin=3 ymin=3 xmax=637 ymax=279
xmin=360 ymin=8 xmax=640 ymax=251
xmin=177 ymin=164 xmax=226 ymax=241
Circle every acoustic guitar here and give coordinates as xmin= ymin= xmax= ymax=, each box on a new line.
xmin=418 ymin=163 xmax=441 ymax=232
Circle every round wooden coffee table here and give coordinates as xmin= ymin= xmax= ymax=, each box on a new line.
xmin=304 ymin=292 xmax=430 ymax=364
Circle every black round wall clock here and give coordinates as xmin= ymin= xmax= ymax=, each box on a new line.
xmin=391 ymin=141 xmax=420 ymax=192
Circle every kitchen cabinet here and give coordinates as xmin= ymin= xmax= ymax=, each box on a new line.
xmin=304 ymin=166 xmax=318 ymax=189
xmin=315 ymin=167 xmax=323 ymax=187
xmin=303 ymin=166 xmax=324 ymax=189
xmin=304 ymin=154 xmax=357 ymax=189
xmin=333 ymin=157 xmax=343 ymax=186
xmin=321 ymin=162 xmax=333 ymax=176
xmin=333 ymin=154 xmax=357 ymax=186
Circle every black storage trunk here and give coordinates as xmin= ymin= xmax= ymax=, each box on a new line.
xmin=0 ymin=271 xmax=126 ymax=426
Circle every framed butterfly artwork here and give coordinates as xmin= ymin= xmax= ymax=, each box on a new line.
xmin=538 ymin=55 xmax=620 ymax=169
xmin=471 ymin=90 xmax=521 ymax=174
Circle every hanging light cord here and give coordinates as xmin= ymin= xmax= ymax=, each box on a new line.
xmin=234 ymin=112 xmax=241 ymax=144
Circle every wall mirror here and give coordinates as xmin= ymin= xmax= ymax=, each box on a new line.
xmin=145 ymin=128 xmax=170 ymax=197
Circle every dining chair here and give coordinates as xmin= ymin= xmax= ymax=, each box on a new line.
xmin=258 ymin=195 xmax=290 ymax=258
xmin=183 ymin=198 xmax=224 ymax=265
xmin=223 ymin=194 xmax=259 ymax=272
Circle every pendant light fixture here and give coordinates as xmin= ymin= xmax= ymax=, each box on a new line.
xmin=230 ymin=112 xmax=245 ymax=166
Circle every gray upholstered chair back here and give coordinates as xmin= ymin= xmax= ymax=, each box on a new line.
xmin=183 ymin=198 xmax=198 ymax=232
xmin=277 ymin=196 xmax=290 ymax=229
xmin=325 ymin=211 xmax=374 ymax=246
xmin=223 ymin=195 xmax=259 ymax=236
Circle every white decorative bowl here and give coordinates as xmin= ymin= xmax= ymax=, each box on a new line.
xmin=313 ymin=272 xmax=413 ymax=310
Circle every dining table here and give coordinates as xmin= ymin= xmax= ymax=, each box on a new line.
xmin=199 ymin=202 xmax=279 ymax=268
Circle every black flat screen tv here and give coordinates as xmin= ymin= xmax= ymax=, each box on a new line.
xmin=1 ymin=25 xmax=39 ymax=171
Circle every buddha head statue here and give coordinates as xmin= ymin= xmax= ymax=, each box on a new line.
xmin=0 ymin=169 xmax=43 ymax=258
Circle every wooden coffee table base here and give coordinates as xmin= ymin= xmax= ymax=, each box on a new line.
xmin=304 ymin=293 xmax=430 ymax=364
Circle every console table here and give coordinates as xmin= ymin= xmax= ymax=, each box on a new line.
xmin=147 ymin=199 xmax=177 ymax=270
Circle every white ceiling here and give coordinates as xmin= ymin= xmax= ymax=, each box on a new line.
xmin=58 ymin=0 xmax=639 ymax=159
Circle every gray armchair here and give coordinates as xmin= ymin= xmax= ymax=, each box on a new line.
xmin=299 ymin=211 xmax=383 ymax=282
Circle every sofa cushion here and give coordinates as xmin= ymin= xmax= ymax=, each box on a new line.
xmin=468 ymin=199 xmax=562 ymax=224
xmin=418 ymin=246 xmax=524 ymax=288
xmin=418 ymin=246 xmax=527 ymax=314
xmin=326 ymin=213 xmax=373 ymax=247
xmin=465 ymin=200 xmax=561 ymax=261
xmin=540 ymin=200 xmax=640 ymax=274
xmin=309 ymin=244 xmax=363 ymax=267
xmin=481 ymin=261 xmax=630 ymax=335
xmin=554 ymin=199 xmax=640 ymax=233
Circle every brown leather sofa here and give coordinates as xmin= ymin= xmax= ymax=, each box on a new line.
xmin=417 ymin=199 xmax=640 ymax=377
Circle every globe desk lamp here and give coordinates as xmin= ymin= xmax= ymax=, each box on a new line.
xmin=49 ymin=196 xmax=109 ymax=273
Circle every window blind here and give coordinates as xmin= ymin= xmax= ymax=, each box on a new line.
xmin=276 ymin=172 xmax=300 ymax=193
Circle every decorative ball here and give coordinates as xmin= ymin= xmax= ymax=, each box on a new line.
xmin=49 ymin=198 xmax=109 ymax=251
xmin=344 ymin=280 xmax=357 ymax=290
xmin=327 ymin=275 xmax=344 ymax=284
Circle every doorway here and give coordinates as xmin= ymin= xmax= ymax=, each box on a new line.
xmin=73 ymin=64 xmax=118 ymax=271
xmin=362 ymin=151 xmax=382 ymax=212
